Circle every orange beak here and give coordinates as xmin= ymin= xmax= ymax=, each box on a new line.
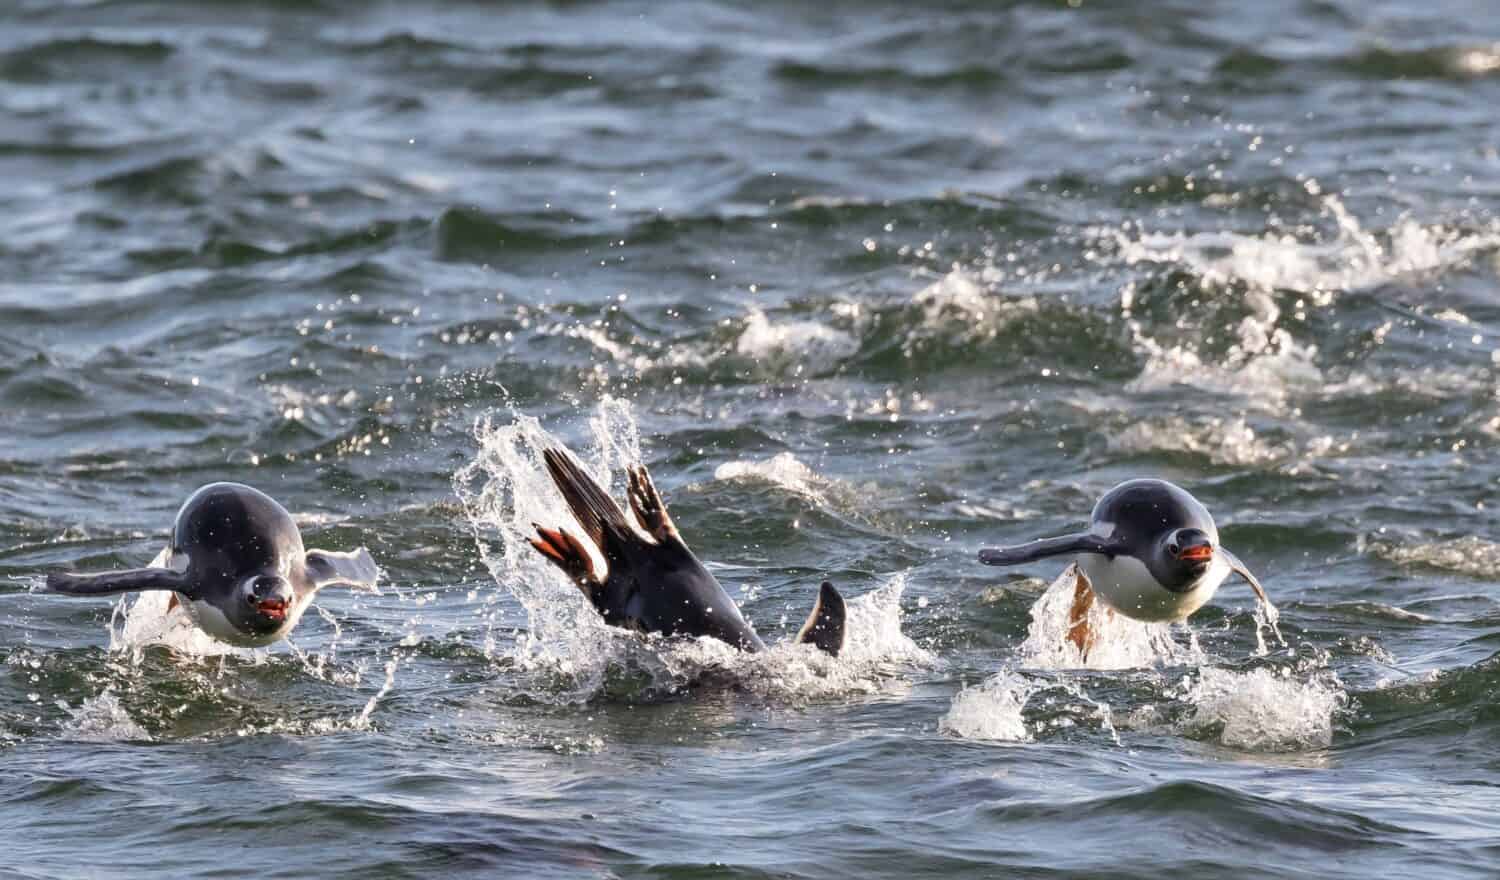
xmin=256 ymin=598 xmax=289 ymax=621
xmin=1178 ymin=544 xmax=1214 ymax=563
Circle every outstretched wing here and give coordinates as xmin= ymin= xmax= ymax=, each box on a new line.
xmin=305 ymin=548 xmax=380 ymax=591
xmin=48 ymin=566 xmax=190 ymax=597
xmin=1218 ymin=547 xmax=1270 ymax=606
xmin=978 ymin=533 xmax=1118 ymax=566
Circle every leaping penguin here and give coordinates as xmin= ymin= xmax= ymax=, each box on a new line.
xmin=977 ymin=478 xmax=1271 ymax=655
xmin=47 ymin=482 xmax=379 ymax=647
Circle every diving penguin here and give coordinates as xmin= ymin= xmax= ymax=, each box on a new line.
xmin=529 ymin=448 xmax=846 ymax=656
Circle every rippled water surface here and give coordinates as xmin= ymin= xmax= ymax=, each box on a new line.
xmin=5 ymin=1 xmax=1500 ymax=876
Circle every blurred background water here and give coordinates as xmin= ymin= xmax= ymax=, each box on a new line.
xmin=3 ymin=1 xmax=1500 ymax=877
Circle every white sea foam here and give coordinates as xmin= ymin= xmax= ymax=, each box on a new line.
xmin=454 ymin=399 xmax=929 ymax=703
xmin=1180 ymin=667 xmax=1345 ymax=751
xmin=736 ymin=307 xmax=859 ymax=375
xmin=58 ymin=688 xmax=150 ymax=742
xmin=1107 ymin=415 xmax=1290 ymax=467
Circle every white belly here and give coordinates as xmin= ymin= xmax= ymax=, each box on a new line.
xmin=179 ymin=595 xmax=308 ymax=648
xmin=1076 ymin=554 xmax=1229 ymax=622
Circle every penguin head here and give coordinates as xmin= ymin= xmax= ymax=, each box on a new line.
xmin=236 ymin=572 xmax=296 ymax=634
xmin=1153 ymin=527 xmax=1215 ymax=592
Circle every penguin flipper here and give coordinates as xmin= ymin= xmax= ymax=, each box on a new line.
xmin=1219 ymin=548 xmax=1270 ymax=606
xmin=796 ymin=581 xmax=846 ymax=657
xmin=48 ymin=567 xmax=189 ymax=597
xmin=305 ymin=548 xmax=380 ymax=591
xmin=978 ymin=533 xmax=1117 ymax=566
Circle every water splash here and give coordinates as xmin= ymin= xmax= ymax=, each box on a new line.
xmin=58 ymin=688 xmax=150 ymax=742
xmin=1180 ymin=666 xmax=1345 ymax=751
xmin=453 ymin=400 xmax=929 ymax=702
xmin=941 ymin=670 xmax=1120 ymax=744
xmin=629 ymin=575 xmax=934 ymax=702
xmin=350 ymin=658 xmax=397 ymax=730
xmin=1017 ymin=566 xmax=1205 ymax=671
xmin=1251 ymin=596 xmax=1284 ymax=657
xmin=940 ymin=671 xmax=1039 ymax=742
xmin=452 ymin=399 xmax=628 ymax=692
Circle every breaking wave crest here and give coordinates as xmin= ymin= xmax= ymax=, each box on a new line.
xmin=1095 ymin=195 xmax=1500 ymax=412
xmin=1368 ymin=535 xmax=1500 ymax=579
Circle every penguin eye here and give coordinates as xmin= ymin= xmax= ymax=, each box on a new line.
xmin=1168 ymin=542 xmax=1180 ymax=555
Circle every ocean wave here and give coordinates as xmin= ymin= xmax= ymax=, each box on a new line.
xmin=1103 ymin=195 xmax=1500 ymax=300
xmin=1090 ymin=196 xmax=1500 ymax=413
xmin=1106 ymin=414 xmax=1293 ymax=468
xmin=1368 ymin=536 xmax=1500 ymax=579
xmin=734 ymin=307 xmax=860 ymax=376
xmin=713 ymin=452 xmax=847 ymax=508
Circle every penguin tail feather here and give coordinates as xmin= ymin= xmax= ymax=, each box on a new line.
xmin=541 ymin=447 xmax=636 ymax=551
xmin=797 ymin=581 xmax=846 ymax=657
xmin=530 ymin=522 xmax=607 ymax=611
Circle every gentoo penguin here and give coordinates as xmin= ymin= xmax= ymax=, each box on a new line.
xmin=47 ymin=482 xmax=379 ymax=647
xmin=529 ymin=448 xmax=846 ymax=656
xmin=977 ymin=479 xmax=1270 ymax=654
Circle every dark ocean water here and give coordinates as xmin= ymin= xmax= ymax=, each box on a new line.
xmin=4 ymin=0 xmax=1500 ymax=876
